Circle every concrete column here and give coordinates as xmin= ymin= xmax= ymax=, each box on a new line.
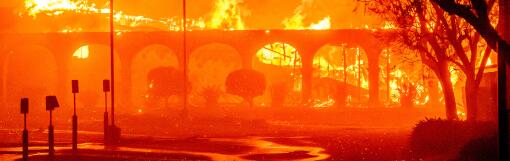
xmin=116 ymin=46 xmax=137 ymax=111
xmin=119 ymin=59 xmax=133 ymax=111
xmin=366 ymin=48 xmax=382 ymax=107
xmin=241 ymin=53 xmax=253 ymax=69
xmin=0 ymin=49 xmax=7 ymax=109
xmin=301 ymin=58 xmax=313 ymax=104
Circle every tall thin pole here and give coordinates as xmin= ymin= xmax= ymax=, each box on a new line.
xmin=386 ymin=50 xmax=390 ymax=104
xmin=72 ymin=93 xmax=77 ymax=152
xmin=343 ymin=47 xmax=347 ymax=84
xmin=498 ymin=0 xmax=509 ymax=159
xmin=109 ymin=0 xmax=115 ymax=126
xmin=182 ymin=0 xmax=188 ymax=115
xmin=357 ymin=48 xmax=361 ymax=105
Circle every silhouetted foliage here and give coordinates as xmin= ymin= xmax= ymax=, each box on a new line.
xmin=333 ymin=83 xmax=348 ymax=108
xmin=409 ymin=118 xmax=496 ymax=159
xmin=398 ymin=82 xmax=417 ymax=108
xmin=200 ymin=85 xmax=221 ymax=108
xmin=431 ymin=0 xmax=510 ymax=64
xmin=454 ymin=134 xmax=497 ymax=161
xmin=270 ymin=82 xmax=289 ymax=108
xmin=146 ymin=66 xmax=190 ymax=108
xmin=225 ymin=69 xmax=266 ymax=107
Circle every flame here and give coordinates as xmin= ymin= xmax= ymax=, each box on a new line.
xmin=208 ymin=0 xmax=245 ymax=30
xmin=23 ymin=0 xmax=246 ymax=31
xmin=73 ymin=45 xmax=89 ymax=59
xmin=486 ymin=57 xmax=493 ymax=66
xmin=309 ymin=16 xmax=331 ymax=30
xmin=457 ymin=110 xmax=467 ymax=120
xmin=282 ymin=0 xmax=330 ymax=30
xmin=283 ymin=15 xmax=331 ymax=30
xmin=381 ymin=21 xmax=396 ymax=30
xmin=256 ymin=42 xmax=301 ymax=66
xmin=24 ymin=0 xmax=101 ymax=17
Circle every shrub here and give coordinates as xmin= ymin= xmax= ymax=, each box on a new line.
xmin=333 ymin=83 xmax=348 ymax=108
xmin=225 ymin=69 xmax=266 ymax=107
xmin=453 ymin=134 xmax=497 ymax=161
xmin=409 ymin=118 xmax=496 ymax=159
xmin=146 ymin=67 xmax=191 ymax=108
xmin=201 ymin=86 xmax=221 ymax=108
xmin=398 ymin=82 xmax=417 ymax=108
xmin=270 ymin=82 xmax=289 ymax=108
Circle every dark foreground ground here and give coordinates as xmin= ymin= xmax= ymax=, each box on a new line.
xmin=0 ymin=126 xmax=409 ymax=161
xmin=0 ymin=107 xmax=439 ymax=161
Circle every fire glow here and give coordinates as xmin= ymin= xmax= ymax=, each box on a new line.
xmin=22 ymin=0 xmax=466 ymax=111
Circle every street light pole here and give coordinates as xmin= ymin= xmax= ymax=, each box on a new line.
xmin=182 ymin=0 xmax=189 ymax=117
xmin=109 ymin=0 xmax=115 ymax=127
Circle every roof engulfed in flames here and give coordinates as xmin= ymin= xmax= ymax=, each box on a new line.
xmin=22 ymin=0 xmax=335 ymax=31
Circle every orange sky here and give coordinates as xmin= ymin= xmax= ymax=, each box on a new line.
xmin=1 ymin=0 xmax=382 ymax=29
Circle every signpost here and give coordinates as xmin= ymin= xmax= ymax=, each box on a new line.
xmin=20 ymin=98 xmax=29 ymax=161
xmin=71 ymin=80 xmax=79 ymax=153
xmin=103 ymin=79 xmax=109 ymax=144
xmin=46 ymin=96 xmax=59 ymax=158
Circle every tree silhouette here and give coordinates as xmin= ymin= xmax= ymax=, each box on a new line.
xmin=270 ymin=81 xmax=289 ymax=108
xmin=200 ymin=85 xmax=221 ymax=108
xmin=146 ymin=66 xmax=190 ymax=109
xmin=368 ymin=0 xmax=496 ymax=120
xmin=225 ymin=69 xmax=266 ymax=107
xmin=431 ymin=0 xmax=510 ymax=64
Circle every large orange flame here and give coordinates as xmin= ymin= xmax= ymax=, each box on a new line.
xmin=208 ymin=0 xmax=245 ymax=30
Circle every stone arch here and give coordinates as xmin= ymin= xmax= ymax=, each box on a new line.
xmin=188 ymin=43 xmax=243 ymax=106
xmin=68 ymin=43 xmax=122 ymax=110
xmin=252 ymin=42 xmax=304 ymax=107
xmin=313 ymin=44 xmax=372 ymax=106
xmin=131 ymin=44 xmax=179 ymax=109
xmin=2 ymin=44 xmax=58 ymax=121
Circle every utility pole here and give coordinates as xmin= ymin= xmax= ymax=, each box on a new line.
xmin=109 ymin=0 xmax=116 ymax=127
xmin=182 ymin=0 xmax=189 ymax=117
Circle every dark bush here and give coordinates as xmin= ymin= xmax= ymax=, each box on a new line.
xmin=453 ymin=134 xmax=497 ymax=161
xmin=200 ymin=86 xmax=221 ymax=108
xmin=225 ymin=69 xmax=266 ymax=107
xmin=270 ymin=82 xmax=289 ymax=108
xmin=398 ymin=82 xmax=417 ymax=108
xmin=333 ymin=83 xmax=348 ymax=108
xmin=409 ymin=118 xmax=496 ymax=159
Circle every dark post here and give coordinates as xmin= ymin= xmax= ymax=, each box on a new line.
xmin=20 ymin=98 xmax=29 ymax=160
xmin=182 ymin=0 xmax=189 ymax=117
xmin=71 ymin=80 xmax=79 ymax=153
xmin=498 ymin=41 xmax=509 ymax=161
xmin=109 ymin=0 xmax=115 ymax=127
xmin=108 ymin=0 xmax=121 ymax=145
xmin=45 ymin=96 xmax=59 ymax=158
xmin=103 ymin=79 xmax=110 ymax=144
xmin=499 ymin=0 xmax=509 ymax=160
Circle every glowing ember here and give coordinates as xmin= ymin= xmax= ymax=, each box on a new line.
xmin=209 ymin=0 xmax=246 ymax=30
xmin=309 ymin=16 xmax=331 ymax=30
xmin=256 ymin=42 xmax=301 ymax=66
xmin=486 ymin=57 xmax=493 ymax=66
xmin=72 ymin=45 xmax=89 ymax=59
xmin=23 ymin=0 xmax=242 ymax=31
xmin=282 ymin=0 xmax=331 ymax=30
